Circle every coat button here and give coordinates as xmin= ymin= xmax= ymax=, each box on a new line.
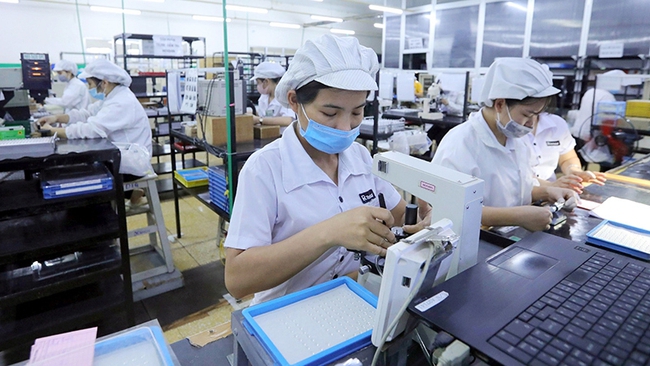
xmin=333 ymin=274 xmax=339 ymax=279
xmin=339 ymin=196 xmax=343 ymax=203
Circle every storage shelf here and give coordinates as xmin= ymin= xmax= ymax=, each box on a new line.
xmin=0 ymin=203 xmax=119 ymax=264
xmin=152 ymin=142 xmax=172 ymax=157
xmin=152 ymin=159 xmax=205 ymax=175
xmin=135 ymin=92 xmax=167 ymax=98
xmin=0 ymin=246 xmax=121 ymax=307
xmin=0 ymin=179 xmax=115 ymax=221
xmin=0 ymin=277 xmax=127 ymax=350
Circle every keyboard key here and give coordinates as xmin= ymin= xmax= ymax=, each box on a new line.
xmin=609 ymin=281 xmax=627 ymax=291
xmin=622 ymin=267 xmax=641 ymax=277
xmin=539 ymin=319 xmax=563 ymax=336
xmin=551 ymin=338 xmax=573 ymax=354
xmin=535 ymin=352 xmax=560 ymax=365
xmin=497 ymin=330 xmax=520 ymax=346
xmin=589 ymin=300 xmax=609 ymax=313
xmin=558 ymin=331 xmax=603 ymax=356
xmin=525 ymin=334 xmax=548 ymax=350
xmin=535 ymin=306 xmax=554 ymax=320
xmin=543 ymin=345 xmax=567 ymax=360
xmin=580 ymin=286 xmax=599 ymax=296
xmin=518 ymin=341 xmax=540 ymax=356
xmin=550 ymin=312 xmax=570 ymax=326
xmin=556 ymin=306 xmax=577 ymax=319
xmin=592 ymin=324 xmax=615 ymax=339
xmin=577 ymin=311 xmax=598 ymax=324
xmin=588 ymin=258 xmax=607 ymax=267
xmin=550 ymin=288 xmax=572 ymax=299
xmin=582 ymin=264 xmax=600 ymax=273
xmin=627 ymin=318 xmax=649 ymax=331
xmin=619 ymin=272 xmax=636 ymax=282
xmin=620 ymin=294 xmax=641 ymax=307
xmin=600 ymin=289 xmax=620 ymax=301
xmin=584 ymin=305 xmax=605 ymax=318
xmin=518 ymin=312 xmax=533 ymax=322
xmin=570 ymin=317 xmax=593 ymax=331
xmin=600 ymin=268 xmax=618 ymax=277
xmin=540 ymin=296 xmax=562 ymax=308
xmin=565 ymin=324 xmax=587 ymax=338
xmin=595 ymin=252 xmax=614 ymax=261
xmin=563 ymin=301 xmax=582 ymax=314
xmin=630 ymin=351 xmax=649 ymax=364
xmin=590 ymin=277 xmax=609 ymax=287
xmin=560 ymin=280 xmax=581 ymax=290
xmin=595 ymin=294 xmax=615 ymax=307
xmin=614 ymin=301 xmax=635 ymax=313
xmin=570 ymin=348 xmax=595 ymax=363
xmin=585 ymin=281 xmax=604 ymax=292
xmin=628 ymin=284 xmax=649 ymax=296
xmin=595 ymin=273 xmax=613 ymax=282
xmin=636 ymin=305 xmax=650 ymax=316
xmin=603 ymin=311 xmax=626 ymax=324
xmin=605 ymin=344 xmax=630 ymax=360
xmin=566 ymin=268 xmax=594 ymax=285
xmin=622 ymin=323 xmax=644 ymax=338
xmin=600 ymin=351 xmax=623 ymax=365
xmin=563 ymin=355 xmax=589 ymax=366
xmin=585 ymin=331 xmax=609 ymax=345
xmin=556 ymin=283 xmax=577 ymax=294
xmin=592 ymin=360 xmax=611 ymax=366
xmin=533 ymin=300 xmax=546 ymax=309
xmin=526 ymin=306 xmax=541 ymax=316
xmin=568 ymin=296 xmax=588 ymax=307
xmin=610 ymin=304 xmax=631 ymax=318
xmin=489 ymin=336 xmax=533 ymax=364
xmin=609 ymin=337 xmax=635 ymax=353
xmin=505 ymin=319 xmax=534 ymax=339
xmin=600 ymin=318 xmax=622 ymax=331
xmin=529 ymin=317 xmax=542 ymax=328
xmin=533 ymin=329 xmax=553 ymax=344
xmin=616 ymin=330 xmax=640 ymax=345
xmin=574 ymin=290 xmax=594 ymax=302
xmin=623 ymin=360 xmax=642 ymax=366
xmin=636 ymin=342 xmax=650 ymax=355
xmin=627 ymin=263 xmax=645 ymax=271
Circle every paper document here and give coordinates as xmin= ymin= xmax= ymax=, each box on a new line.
xmin=590 ymin=222 xmax=650 ymax=255
xmin=29 ymin=327 xmax=97 ymax=365
xmin=590 ymin=197 xmax=650 ymax=231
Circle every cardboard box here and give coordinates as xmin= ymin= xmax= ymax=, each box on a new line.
xmin=627 ymin=116 xmax=650 ymax=133
xmin=254 ymin=125 xmax=281 ymax=140
xmin=198 ymin=114 xmax=254 ymax=146
xmin=626 ymin=99 xmax=650 ymax=118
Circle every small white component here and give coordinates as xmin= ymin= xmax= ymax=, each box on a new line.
xmin=438 ymin=340 xmax=470 ymax=366
xmin=414 ymin=290 xmax=449 ymax=312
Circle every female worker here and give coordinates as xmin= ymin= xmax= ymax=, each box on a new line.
xmin=37 ymin=59 xmax=152 ymax=208
xmin=44 ymin=59 xmax=90 ymax=113
xmin=431 ymin=58 xmax=578 ymax=232
xmin=524 ymin=112 xmax=606 ymax=194
xmin=250 ymin=61 xmax=295 ymax=129
xmin=224 ymin=35 xmax=431 ymax=305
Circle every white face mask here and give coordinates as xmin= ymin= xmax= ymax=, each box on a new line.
xmin=496 ymin=103 xmax=533 ymax=139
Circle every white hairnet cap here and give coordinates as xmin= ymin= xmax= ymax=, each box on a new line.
xmin=480 ymin=57 xmax=559 ymax=107
xmin=250 ymin=62 xmax=286 ymax=81
xmin=53 ymin=60 xmax=78 ymax=75
xmin=79 ymin=59 xmax=132 ymax=87
xmin=276 ymin=34 xmax=379 ymax=108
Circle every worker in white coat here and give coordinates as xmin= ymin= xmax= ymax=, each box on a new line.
xmin=432 ymin=58 xmax=578 ymax=232
xmin=250 ymin=61 xmax=295 ymax=129
xmin=224 ymin=35 xmax=432 ymax=305
xmin=524 ymin=112 xmax=606 ymax=194
xmin=44 ymin=60 xmax=90 ymax=113
xmin=37 ymin=59 xmax=152 ymax=208
xmin=440 ymin=89 xmax=464 ymax=116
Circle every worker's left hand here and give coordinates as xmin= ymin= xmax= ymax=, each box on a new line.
xmin=41 ymin=122 xmax=53 ymax=130
xmin=37 ymin=115 xmax=58 ymax=126
xmin=546 ymin=187 xmax=580 ymax=212
xmin=573 ymin=170 xmax=606 ymax=186
xmin=403 ymin=199 xmax=432 ymax=234
xmin=551 ymin=174 xmax=584 ymax=194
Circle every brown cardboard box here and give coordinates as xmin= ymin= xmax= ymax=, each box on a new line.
xmin=254 ymin=125 xmax=281 ymax=140
xmin=198 ymin=115 xmax=254 ymax=146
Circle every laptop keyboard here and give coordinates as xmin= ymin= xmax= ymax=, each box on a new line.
xmin=488 ymin=252 xmax=650 ymax=366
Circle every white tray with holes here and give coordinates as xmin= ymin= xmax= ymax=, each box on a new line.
xmin=242 ymin=277 xmax=377 ymax=366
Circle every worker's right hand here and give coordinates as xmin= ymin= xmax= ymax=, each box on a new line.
xmin=37 ymin=115 xmax=58 ymax=126
xmin=515 ymin=206 xmax=553 ymax=232
xmin=551 ymin=174 xmax=584 ymax=194
xmin=322 ymin=206 xmax=396 ymax=257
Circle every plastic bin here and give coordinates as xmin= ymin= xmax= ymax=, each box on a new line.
xmin=174 ymin=167 xmax=209 ymax=188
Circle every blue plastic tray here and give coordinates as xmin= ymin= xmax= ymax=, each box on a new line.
xmin=242 ymin=277 xmax=377 ymax=366
xmin=94 ymin=326 xmax=174 ymax=365
xmin=586 ymin=220 xmax=650 ymax=261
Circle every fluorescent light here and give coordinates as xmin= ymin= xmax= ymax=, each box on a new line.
xmin=270 ymin=22 xmax=301 ymax=29
xmin=225 ymin=5 xmax=268 ymax=14
xmin=369 ymin=4 xmax=403 ymax=15
xmin=506 ymin=2 xmax=528 ymax=12
xmin=312 ymin=0 xmax=323 ymax=2
xmin=311 ymin=15 xmax=343 ymax=23
xmin=193 ymin=15 xmax=231 ymax=22
xmin=90 ymin=6 xmax=141 ymax=15
xmin=330 ymin=29 xmax=355 ymax=35
xmin=373 ymin=23 xmax=384 ymax=29
xmin=0 ymin=0 xmax=19 ymax=3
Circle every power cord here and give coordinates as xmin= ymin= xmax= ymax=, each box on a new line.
xmin=371 ymin=243 xmax=435 ymax=366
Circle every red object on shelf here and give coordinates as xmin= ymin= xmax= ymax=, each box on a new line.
xmin=173 ymin=142 xmax=199 ymax=152
xmin=138 ymin=72 xmax=166 ymax=77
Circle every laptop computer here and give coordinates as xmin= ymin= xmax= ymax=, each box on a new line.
xmin=408 ymin=231 xmax=650 ymax=366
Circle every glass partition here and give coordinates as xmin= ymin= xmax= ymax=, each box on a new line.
xmin=384 ymin=16 xmax=402 ymax=68
xmin=530 ymin=0 xmax=584 ymax=57
xmin=432 ymin=5 xmax=479 ymax=68
xmin=481 ymin=0 xmax=527 ymax=66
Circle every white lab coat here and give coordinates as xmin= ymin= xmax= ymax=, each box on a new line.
xmin=441 ymin=91 xmax=464 ymax=116
xmin=570 ymin=88 xmax=616 ymax=141
xmin=225 ymin=122 xmax=401 ymax=305
xmin=257 ymin=94 xmax=296 ymax=133
xmin=524 ymin=113 xmax=576 ymax=181
xmin=66 ymin=85 xmax=152 ymax=155
xmin=432 ymin=110 xmax=536 ymax=207
xmin=44 ymin=78 xmax=90 ymax=113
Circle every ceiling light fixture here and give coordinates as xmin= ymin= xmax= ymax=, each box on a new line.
xmin=311 ymin=15 xmax=343 ymax=23
xmin=368 ymin=5 xmax=403 ymax=15
xmin=506 ymin=2 xmax=528 ymax=12
xmin=193 ymin=15 xmax=231 ymax=22
xmin=90 ymin=6 xmax=141 ymax=15
xmin=330 ymin=29 xmax=355 ymax=35
xmin=0 ymin=0 xmax=19 ymax=3
xmin=373 ymin=23 xmax=384 ymax=29
xmin=270 ymin=22 xmax=301 ymax=29
xmin=225 ymin=5 xmax=268 ymax=14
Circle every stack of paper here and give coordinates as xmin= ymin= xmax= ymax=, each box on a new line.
xmin=29 ymin=327 xmax=97 ymax=365
xmin=590 ymin=197 xmax=650 ymax=231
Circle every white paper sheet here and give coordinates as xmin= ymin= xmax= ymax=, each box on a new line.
xmin=396 ymin=72 xmax=415 ymax=102
xmin=180 ymin=68 xmax=198 ymax=115
xmin=379 ymin=71 xmax=395 ymax=100
xmin=29 ymin=327 xmax=97 ymax=366
xmin=590 ymin=197 xmax=650 ymax=231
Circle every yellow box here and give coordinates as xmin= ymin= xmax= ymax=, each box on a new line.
xmin=254 ymin=125 xmax=281 ymax=140
xmin=174 ymin=167 xmax=209 ymax=188
xmin=198 ymin=115 xmax=254 ymax=146
xmin=625 ymin=100 xmax=650 ymax=118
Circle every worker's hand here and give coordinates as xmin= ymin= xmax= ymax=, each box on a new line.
xmin=515 ymin=206 xmax=553 ymax=232
xmin=441 ymin=98 xmax=449 ymax=106
xmin=323 ymin=206 xmax=396 ymax=257
xmin=573 ymin=170 xmax=607 ymax=186
xmin=252 ymin=115 xmax=261 ymax=124
xmin=546 ymin=187 xmax=580 ymax=212
xmin=37 ymin=115 xmax=58 ymax=126
xmin=551 ymin=174 xmax=584 ymax=194
xmin=403 ymin=199 xmax=432 ymax=234
xmin=41 ymin=122 xmax=53 ymax=131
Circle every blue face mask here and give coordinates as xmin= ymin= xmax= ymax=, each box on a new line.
xmin=299 ymin=104 xmax=360 ymax=154
xmin=89 ymin=86 xmax=105 ymax=101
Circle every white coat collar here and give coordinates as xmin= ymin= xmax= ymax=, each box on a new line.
xmin=279 ymin=122 xmax=368 ymax=192
xmin=470 ymin=109 xmax=519 ymax=152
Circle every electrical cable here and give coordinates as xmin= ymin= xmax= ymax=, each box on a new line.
xmin=414 ymin=328 xmax=434 ymax=366
xmin=371 ymin=243 xmax=436 ymax=366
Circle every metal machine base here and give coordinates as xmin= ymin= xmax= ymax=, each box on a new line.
xmin=132 ymin=267 xmax=184 ymax=302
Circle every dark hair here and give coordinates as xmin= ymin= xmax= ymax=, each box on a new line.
xmin=295 ymin=81 xmax=332 ymax=105
xmin=269 ymin=77 xmax=281 ymax=84
xmin=86 ymin=77 xmax=101 ymax=86
xmin=504 ymin=96 xmax=553 ymax=112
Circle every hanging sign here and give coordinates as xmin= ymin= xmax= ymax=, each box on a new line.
xmin=599 ymin=42 xmax=624 ymax=59
xmin=153 ymin=35 xmax=183 ymax=57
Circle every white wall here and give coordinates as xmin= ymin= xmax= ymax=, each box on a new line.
xmin=0 ymin=2 xmax=382 ymax=65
